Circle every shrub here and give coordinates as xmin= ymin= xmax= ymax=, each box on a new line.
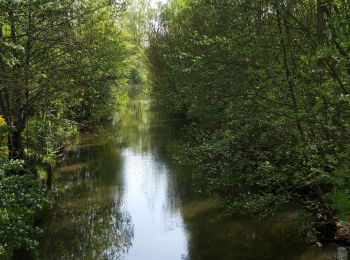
xmin=0 ymin=160 xmax=49 ymax=258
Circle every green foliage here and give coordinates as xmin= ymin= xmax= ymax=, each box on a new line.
xmin=25 ymin=117 xmax=78 ymax=162
xmin=120 ymin=0 xmax=152 ymax=94
xmin=0 ymin=160 xmax=49 ymax=258
xmin=0 ymin=125 xmax=11 ymax=159
xmin=148 ymin=0 xmax=350 ymax=238
xmin=327 ymin=192 xmax=350 ymax=222
xmin=65 ymin=3 xmax=129 ymax=127
xmin=0 ymin=0 xmax=128 ymax=157
xmin=0 ymin=160 xmax=25 ymax=176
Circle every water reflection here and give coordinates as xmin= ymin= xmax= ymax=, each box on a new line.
xmin=337 ymin=247 xmax=348 ymax=260
xmin=39 ymin=129 xmax=134 ymax=259
xmin=118 ymin=101 xmax=188 ymax=260
xmin=120 ymin=148 xmax=188 ymax=260
xmin=39 ymin=100 xmax=348 ymax=260
xmin=39 ymin=101 xmax=188 ymax=260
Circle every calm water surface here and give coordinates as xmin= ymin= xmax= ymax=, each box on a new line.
xmin=38 ymin=102 xmax=347 ymax=260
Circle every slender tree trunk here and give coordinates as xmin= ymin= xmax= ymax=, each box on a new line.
xmin=317 ymin=0 xmax=326 ymax=44
xmin=5 ymin=7 xmax=30 ymax=162
xmin=275 ymin=2 xmax=305 ymax=142
xmin=8 ymin=129 xmax=24 ymax=160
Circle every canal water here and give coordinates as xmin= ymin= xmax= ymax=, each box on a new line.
xmin=38 ymin=101 xmax=347 ymax=260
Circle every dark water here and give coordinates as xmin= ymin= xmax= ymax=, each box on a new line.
xmin=38 ymin=101 xmax=347 ymax=260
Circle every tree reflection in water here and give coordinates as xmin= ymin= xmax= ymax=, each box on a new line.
xmin=39 ymin=127 xmax=134 ymax=259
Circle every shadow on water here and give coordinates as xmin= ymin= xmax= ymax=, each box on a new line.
xmin=38 ymin=99 xmax=348 ymax=260
xmin=38 ymin=127 xmax=133 ymax=259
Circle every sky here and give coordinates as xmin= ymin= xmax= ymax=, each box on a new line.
xmin=149 ymin=0 xmax=169 ymax=8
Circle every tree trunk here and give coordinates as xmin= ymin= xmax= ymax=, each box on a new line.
xmin=317 ymin=0 xmax=326 ymax=44
xmin=8 ymin=129 xmax=24 ymax=160
xmin=275 ymin=2 xmax=305 ymax=142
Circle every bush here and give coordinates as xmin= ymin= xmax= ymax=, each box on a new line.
xmin=25 ymin=117 xmax=79 ymax=162
xmin=0 ymin=160 xmax=49 ymax=258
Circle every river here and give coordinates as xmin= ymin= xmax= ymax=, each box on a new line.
xmin=38 ymin=100 xmax=347 ymax=260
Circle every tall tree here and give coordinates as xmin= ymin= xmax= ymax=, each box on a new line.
xmin=0 ymin=0 xmax=126 ymax=159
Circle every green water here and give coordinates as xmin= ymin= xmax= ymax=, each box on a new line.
xmin=38 ymin=101 xmax=347 ymax=260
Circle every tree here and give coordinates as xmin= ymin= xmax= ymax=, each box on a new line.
xmin=0 ymin=0 xmax=126 ymax=160
xmin=148 ymin=0 xmax=350 ymax=241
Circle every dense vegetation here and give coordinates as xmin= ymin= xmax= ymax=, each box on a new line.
xmin=0 ymin=160 xmax=49 ymax=258
xmin=0 ymin=0 xmax=128 ymax=159
xmin=0 ymin=0 xmax=129 ymax=257
xmin=148 ymin=0 xmax=350 ymax=242
xmin=2 ymin=0 xmax=350 ymax=256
